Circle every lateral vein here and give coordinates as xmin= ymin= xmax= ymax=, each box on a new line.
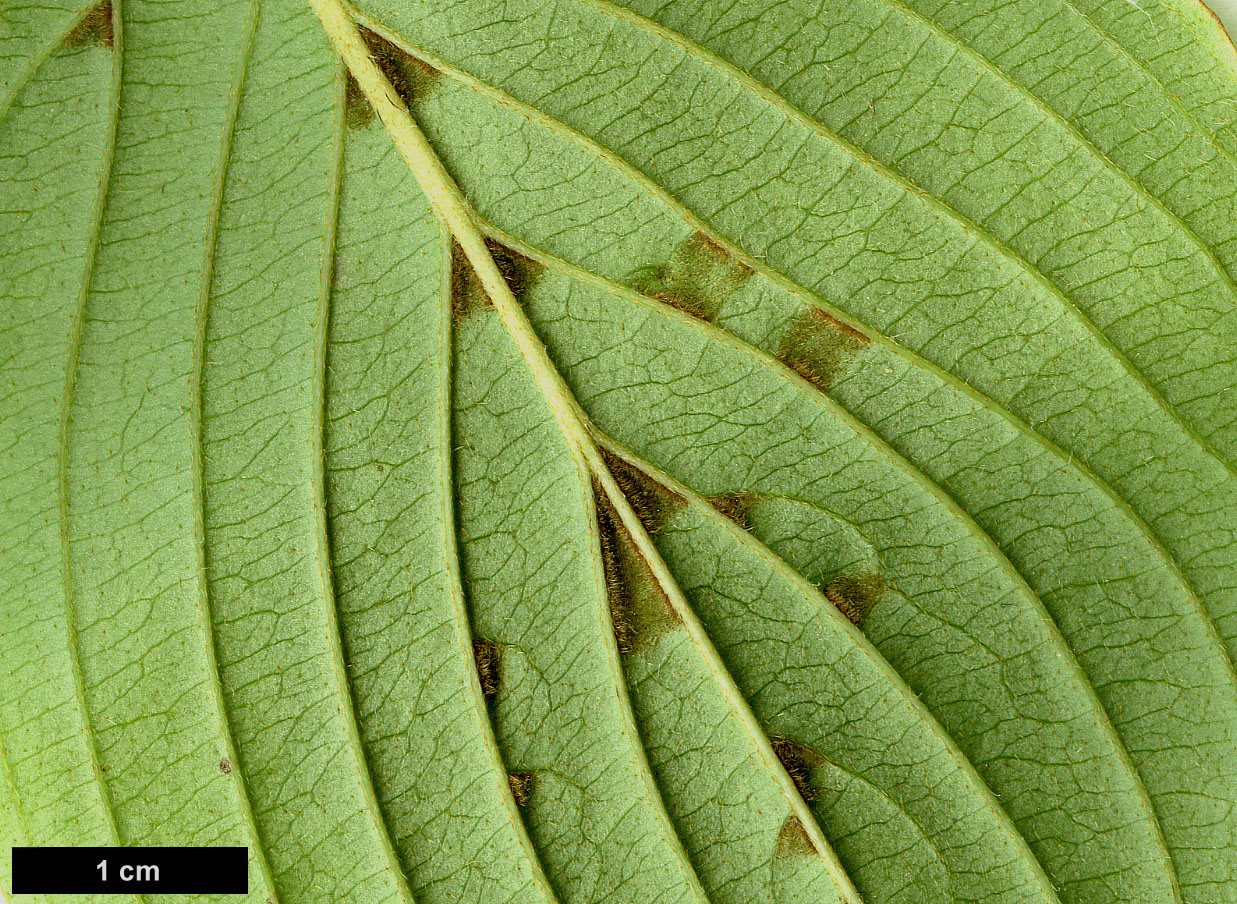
xmin=305 ymin=1 xmax=865 ymax=899
xmin=305 ymin=50 xmax=421 ymax=904
xmin=188 ymin=0 xmax=282 ymax=897
xmin=433 ymin=214 xmax=562 ymax=904
xmin=54 ymin=4 xmax=139 ymax=899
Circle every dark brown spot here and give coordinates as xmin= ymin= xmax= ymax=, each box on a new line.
xmin=633 ymin=231 xmax=753 ymax=322
xmin=218 ymin=757 xmax=232 ymax=775
xmin=693 ymin=232 xmax=749 ymax=268
xmin=709 ymin=492 xmax=756 ymax=530
xmin=507 ymin=771 xmax=535 ymax=808
xmin=778 ymin=307 xmax=870 ymax=392
xmin=484 ymin=237 xmax=541 ymax=302
xmin=449 ymin=241 xmax=479 ymax=321
xmin=345 ymin=27 xmax=439 ymax=129
xmin=595 ymin=487 xmax=682 ymax=656
xmin=775 ymin=815 xmax=819 ymax=856
xmin=600 ymin=448 xmax=680 ymax=535
xmin=473 ymin=639 xmax=502 ymax=702
xmin=64 ymin=1 xmax=113 ymax=49
xmin=823 ymin=572 xmax=884 ymax=627
xmin=450 ymin=238 xmax=542 ymax=321
xmin=771 ymin=737 xmax=823 ymax=804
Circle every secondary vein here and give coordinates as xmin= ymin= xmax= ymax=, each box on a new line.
xmin=305 ymin=1 xmax=864 ymax=899
xmin=434 ymin=213 xmax=562 ymax=904
xmin=568 ymin=0 xmax=1237 ymax=479
xmin=188 ymin=0 xmax=282 ymax=896
xmin=54 ymin=3 xmax=139 ymax=897
xmin=308 ymin=49 xmax=421 ymax=904
xmin=344 ymin=18 xmax=1237 ymax=688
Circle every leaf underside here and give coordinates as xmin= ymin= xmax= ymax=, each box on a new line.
xmin=2 ymin=1 xmax=1236 ymax=903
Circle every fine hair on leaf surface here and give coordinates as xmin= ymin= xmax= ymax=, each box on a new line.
xmin=2 ymin=1 xmax=1237 ymax=903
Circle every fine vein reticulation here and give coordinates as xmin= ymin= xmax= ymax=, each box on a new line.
xmin=1 ymin=1 xmax=1235 ymax=904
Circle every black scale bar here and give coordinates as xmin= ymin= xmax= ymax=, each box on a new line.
xmin=12 ymin=846 xmax=247 ymax=894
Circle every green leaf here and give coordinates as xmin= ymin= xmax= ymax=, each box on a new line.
xmin=2 ymin=1 xmax=1235 ymax=904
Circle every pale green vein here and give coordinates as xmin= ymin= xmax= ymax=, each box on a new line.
xmin=0 ymin=731 xmax=31 ymax=851
xmin=435 ymin=214 xmax=561 ymax=904
xmin=862 ymin=0 xmax=1237 ymax=299
xmin=585 ymin=404 xmax=864 ymax=904
xmin=575 ymin=449 xmax=716 ymax=904
xmin=482 ymin=219 xmax=1181 ymax=903
xmin=569 ymin=0 xmax=1237 ymax=479
xmin=307 ymin=2 xmax=858 ymax=896
xmin=1058 ymin=0 xmax=1237 ymax=142
xmin=310 ymin=57 xmax=419 ymax=904
xmin=1056 ymin=0 xmax=1237 ymax=161
xmin=481 ymin=209 xmax=1237 ymax=714
xmin=0 ymin=0 xmax=115 ymax=877
xmin=188 ymin=0 xmax=281 ymax=898
xmin=592 ymin=433 xmax=1068 ymax=904
xmin=0 ymin=733 xmax=41 ymax=903
xmin=53 ymin=3 xmax=137 ymax=898
xmin=350 ymin=15 xmax=1237 ymax=694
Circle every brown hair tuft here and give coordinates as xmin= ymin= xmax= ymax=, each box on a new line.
xmin=823 ymin=572 xmax=884 ymax=627
xmin=473 ymin=639 xmax=502 ymax=702
xmin=771 ymin=736 xmax=823 ymax=804
xmin=775 ymin=815 xmax=819 ymax=856
xmin=778 ymin=307 xmax=870 ymax=392
xmin=507 ymin=771 xmax=535 ymax=808
xmin=345 ymin=27 xmax=439 ymax=128
xmin=65 ymin=1 xmax=113 ymax=49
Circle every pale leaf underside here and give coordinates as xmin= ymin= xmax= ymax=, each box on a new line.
xmin=1 ymin=1 xmax=1235 ymax=904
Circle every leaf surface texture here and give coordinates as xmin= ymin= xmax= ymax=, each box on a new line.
xmin=1 ymin=1 xmax=1236 ymax=903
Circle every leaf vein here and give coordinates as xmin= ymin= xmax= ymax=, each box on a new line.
xmin=188 ymin=0 xmax=282 ymax=897
xmin=54 ymin=3 xmax=138 ymax=897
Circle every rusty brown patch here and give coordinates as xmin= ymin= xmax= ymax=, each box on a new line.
xmin=473 ymin=639 xmax=502 ymax=702
xmin=599 ymin=448 xmax=681 ymax=535
xmin=449 ymin=241 xmax=479 ymax=320
xmin=450 ymin=238 xmax=542 ymax=321
xmin=345 ymin=27 xmax=440 ymax=128
xmin=709 ymin=491 xmax=756 ymax=530
xmin=775 ymin=814 xmax=820 ymax=856
xmin=65 ymin=1 xmax=113 ymax=49
xmin=778 ymin=307 xmax=870 ymax=392
xmin=691 ymin=232 xmax=752 ymax=271
xmin=634 ymin=231 xmax=753 ymax=322
xmin=823 ymin=572 xmax=885 ymax=627
xmin=771 ymin=737 xmax=824 ymax=804
xmin=218 ymin=757 xmax=232 ymax=775
xmin=595 ymin=489 xmax=682 ymax=655
xmin=484 ymin=237 xmax=541 ymax=302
